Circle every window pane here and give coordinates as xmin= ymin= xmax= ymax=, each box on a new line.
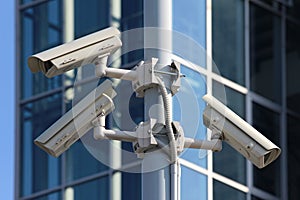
xmin=213 ymin=81 xmax=246 ymax=184
xmin=64 ymin=81 xmax=109 ymax=183
xmin=212 ymin=0 xmax=245 ymax=85
xmin=122 ymin=172 xmax=141 ymax=200
xmin=173 ymin=66 xmax=207 ymax=168
xmin=65 ymin=177 xmax=109 ymax=200
xmin=286 ymin=22 xmax=300 ymax=114
xmin=120 ymin=1 xmax=144 ymax=64
xmin=213 ymin=81 xmax=245 ymax=118
xmin=74 ymin=0 xmax=109 ymax=38
xmin=181 ymin=166 xmax=207 ymax=200
xmin=21 ymin=94 xmax=62 ymax=196
xmin=250 ymin=4 xmax=282 ymax=103
xmin=21 ymin=2 xmax=63 ymax=99
xmin=252 ymin=103 xmax=280 ymax=196
xmin=173 ymin=0 xmax=206 ymax=48
xmin=287 ymin=0 xmax=300 ymax=19
xmin=213 ymin=180 xmax=246 ymax=200
xmin=173 ymin=0 xmax=206 ymax=67
xmin=121 ymin=0 xmax=143 ymax=30
xmin=65 ymin=138 xmax=108 ymax=183
xmin=287 ymin=115 xmax=300 ymax=200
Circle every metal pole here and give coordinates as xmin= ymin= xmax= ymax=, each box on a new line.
xmin=143 ymin=1 xmax=180 ymax=200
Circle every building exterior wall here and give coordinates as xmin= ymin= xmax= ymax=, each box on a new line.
xmin=15 ymin=0 xmax=300 ymax=200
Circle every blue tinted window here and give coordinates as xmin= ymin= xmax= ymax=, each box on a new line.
xmin=122 ymin=172 xmax=141 ymax=200
xmin=65 ymin=138 xmax=108 ymax=183
xmin=212 ymin=0 xmax=244 ymax=85
xmin=181 ymin=166 xmax=207 ymax=200
xmin=74 ymin=0 xmax=109 ymax=38
xmin=250 ymin=4 xmax=282 ymax=103
xmin=252 ymin=103 xmax=281 ymax=196
xmin=21 ymin=94 xmax=62 ymax=196
xmin=71 ymin=177 xmax=109 ymax=200
xmin=214 ymin=180 xmax=246 ymax=200
xmin=173 ymin=0 xmax=206 ymax=67
xmin=21 ymin=2 xmax=63 ymax=99
xmin=173 ymin=0 xmax=206 ymax=47
xmin=213 ymin=81 xmax=246 ymax=184
xmin=173 ymin=66 xmax=207 ymax=167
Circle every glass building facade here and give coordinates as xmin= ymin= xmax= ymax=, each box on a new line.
xmin=15 ymin=0 xmax=300 ymax=200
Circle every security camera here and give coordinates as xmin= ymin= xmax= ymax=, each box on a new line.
xmin=202 ymin=94 xmax=281 ymax=169
xmin=28 ymin=27 xmax=122 ymax=78
xmin=34 ymin=80 xmax=116 ymax=157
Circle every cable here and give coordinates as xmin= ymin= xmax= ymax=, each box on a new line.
xmin=156 ymin=76 xmax=177 ymax=163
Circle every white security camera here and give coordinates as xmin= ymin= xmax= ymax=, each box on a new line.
xmin=202 ymin=94 xmax=281 ymax=169
xmin=34 ymin=80 xmax=116 ymax=157
xmin=28 ymin=27 xmax=122 ymax=78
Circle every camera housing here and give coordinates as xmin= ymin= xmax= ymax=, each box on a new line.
xmin=28 ymin=27 xmax=122 ymax=78
xmin=202 ymin=94 xmax=281 ymax=168
xmin=34 ymin=80 xmax=116 ymax=157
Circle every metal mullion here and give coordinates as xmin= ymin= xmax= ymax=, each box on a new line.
xmin=206 ymin=1 xmax=213 ymax=200
xmin=22 ymin=12 xmax=62 ymax=32
xmin=19 ymin=0 xmax=49 ymax=10
xmin=286 ymin=109 xmax=300 ymax=119
xmin=249 ymin=0 xmax=282 ymax=16
xmin=280 ymin=6 xmax=288 ymax=200
xmin=64 ymin=170 xmax=110 ymax=188
xmin=244 ymin=1 xmax=253 ymax=199
xmin=286 ymin=15 xmax=300 ymax=26
xmin=251 ymin=187 xmax=279 ymax=200
xmin=20 ymin=186 xmax=63 ymax=200
xmin=19 ymin=87 xmax=63 ymax=105
xmin=211 ymin=73 xmax=248 ymax=94
xmin=250 ymin=92 xmax=282 ymax=113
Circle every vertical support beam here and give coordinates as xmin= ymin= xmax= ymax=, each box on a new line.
xmin=206 ymin=1 xmax=213 ymax=200
xmin=14 ymin=0 xmax=21 ymax=199
xmin=62 ymin=1 xmax=74 ymax=199
xmin=63 ymin=0 xmax=75 ymax=86
xmin=244 ymin=1 xmax=253 ymax=200
xmin=143 ymin=0 xmax=175 ymax=200
xmin=280 ymin=6 xmax=288 ymax=200
xmin=110 ymin=1 xmax=122 ymax=200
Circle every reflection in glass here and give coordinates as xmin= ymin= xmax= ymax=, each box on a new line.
xmin=252 ymin=103 xmax=280 ymax=196
xmin=173 ymin=0 xmax=206 ymax=48
xmin=21 ymin=94 xmax=62 ymax=196
xmin=212 ymin=0 xmax=244 ymax=85
xmin=173 ymin=66 xmax=207 ymax=168
xmin=287 ymin=115 xmax=300 ymax=200
xmin=286 ymin=22 xmax=300 ymax=113
xmin=181 ymin=166 xmax=207 ymax=200
xmin=214 ymin=180 xmax=246 ymax=200
xmin=173 ymin=0 xmax=206 ymax=67
xmin=21 ymin=2 xmax=63 ymax=99
xmin=250 ymin=4 xmax=282 ymax=103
